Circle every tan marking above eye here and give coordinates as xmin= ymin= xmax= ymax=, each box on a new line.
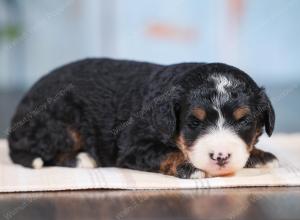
xmin=233 ymin=106 xmax=250 ymax=120
xmin=192 ymin=107 xmax=206 ymax=121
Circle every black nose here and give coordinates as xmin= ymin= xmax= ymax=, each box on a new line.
xmin=209 ymin=153 xmax=231 ymax=166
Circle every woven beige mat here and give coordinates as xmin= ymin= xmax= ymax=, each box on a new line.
xmin=1 ymin=134 xmax=300 ymax=192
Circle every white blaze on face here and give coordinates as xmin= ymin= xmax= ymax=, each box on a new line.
xmin=211 ymin=75 xmax=232 ymax=107
xmin=212 ymin=75 xmax=232 ymax=94
xmin=187 ymin=74 xmax=249 ymax=176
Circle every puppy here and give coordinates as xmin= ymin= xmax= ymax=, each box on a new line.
xmin=8 ymin=58 xmax=278 ymax=178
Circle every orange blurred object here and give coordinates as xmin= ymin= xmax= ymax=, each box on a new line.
xmin=145 ymin=22 xmax=199 ymax=43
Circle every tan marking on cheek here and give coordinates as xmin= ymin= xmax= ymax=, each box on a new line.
xmin=248 ymin=128 xmax=262 ymax=152
xmin=192 ymin=107 xmax=206 ymax=120
xmin=233 ymin=106 xmax=250 ymax=121
xmin=250 ymin=148 xmax=265 ymax=158
xmin=176 ymin=134 xmax=190 ymax=157
xmin=160 ymin=151 xmax=186 ymax=176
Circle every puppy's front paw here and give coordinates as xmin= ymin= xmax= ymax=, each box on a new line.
xmin=245 ymin=148 xmax=279 ymax=169
xmin=190 ymin=170 xmax=206 ymax=179
xmin=255 ymin=158 xmax=279 ymax=169
xmin=160 ymin=152 xmax=206 ymax=179
xmin=176 ymin=163 xmax=206 ymax=179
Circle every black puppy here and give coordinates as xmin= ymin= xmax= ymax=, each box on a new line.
xmin=8 ymin=58 xmax=278 ymax=178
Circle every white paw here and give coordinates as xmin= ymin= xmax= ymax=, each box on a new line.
xmin=76 ymin=152 xmax=97 ymax=168
xmin=190 ymin=170 xmax=206 ymax=179
xmin=32 ymin=157 xmax=44 ymax=169
xmin=255 ymin=159 xmax=280 ymax=169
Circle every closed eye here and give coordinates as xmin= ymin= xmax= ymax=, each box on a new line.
xmin=188 ymin=116 xmax=202 ymax=129
xmin=236 ymin=115 xmax=253 ymax=127
xmin=237 ymin=115 xmax=248 ymax=123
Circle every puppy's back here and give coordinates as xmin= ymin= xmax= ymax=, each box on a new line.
xmin=8 ymin=58 xmax=163 ymax=168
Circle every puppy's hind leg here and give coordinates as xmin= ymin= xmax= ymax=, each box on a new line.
xmin=9 ymin=150 xmax=44 ymax=169
xmin=8 ymin=121 xmax=79 ymax=169
xmin=76 ymin=152 xmax=97 ymax=168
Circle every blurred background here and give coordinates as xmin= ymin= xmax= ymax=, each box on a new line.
xmin=0 ymin=0 xmax=299 ymax=137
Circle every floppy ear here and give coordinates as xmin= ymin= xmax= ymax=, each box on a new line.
xmin=150 ymin=87 xmax=182 ymax=140
xmin=151 ymin=101 xmax=178 ymax=139
xmin=258 ymin=89 xmax=275 ymax=137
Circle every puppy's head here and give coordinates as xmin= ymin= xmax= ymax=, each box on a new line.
xmin=152 ymin=63 xmax=275 ymax=177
